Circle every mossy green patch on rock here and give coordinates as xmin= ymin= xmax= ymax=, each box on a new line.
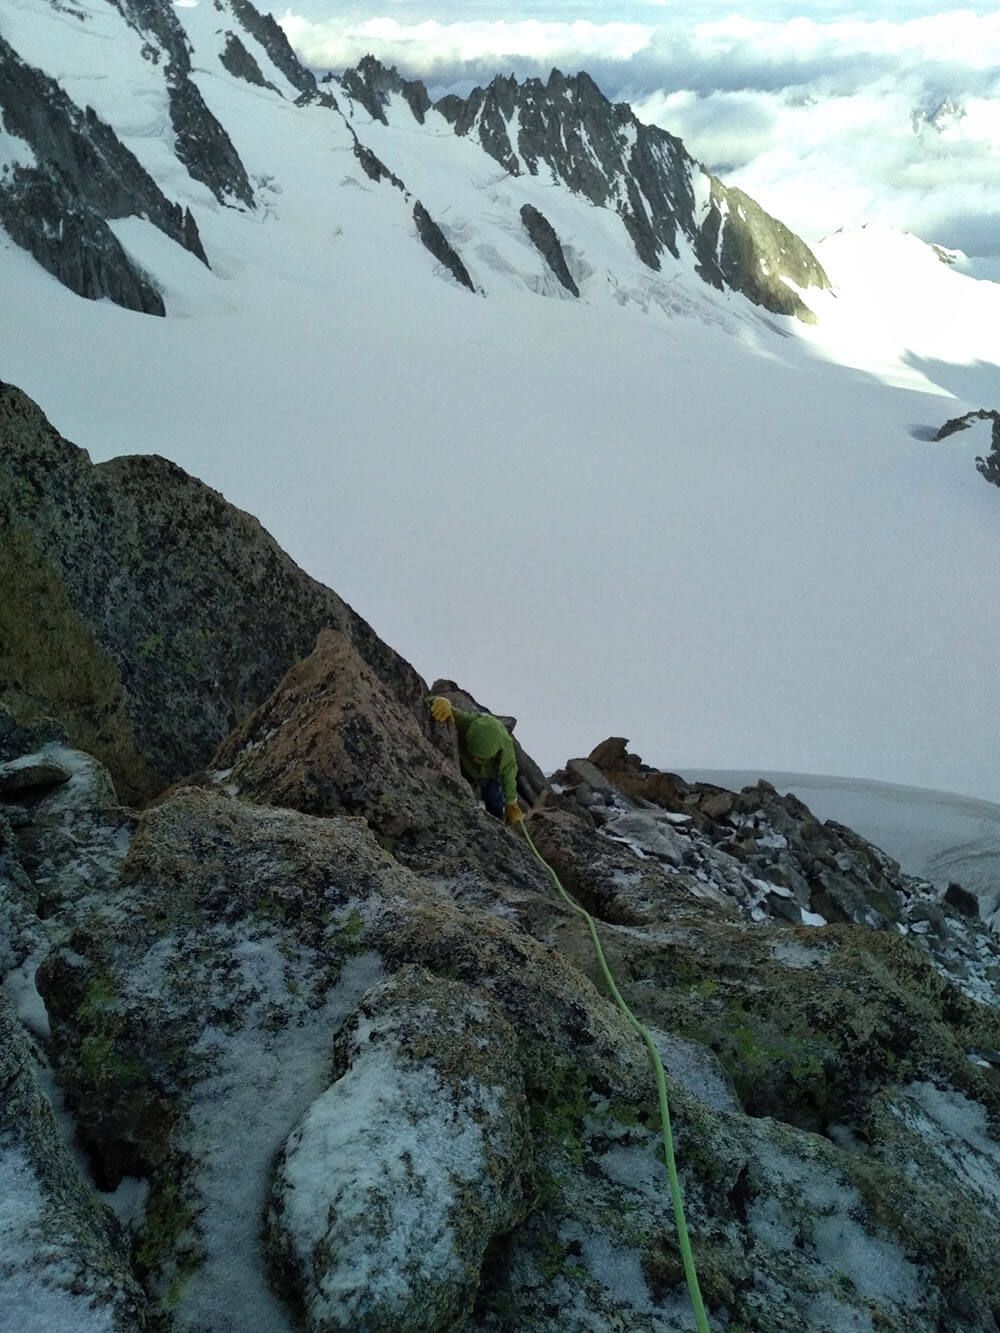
xmin=0 ymin=523 xmax=155 ymax=804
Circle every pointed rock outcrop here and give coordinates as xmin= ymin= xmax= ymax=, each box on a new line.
xmin=0 ymin=383 xmax=424 ymax=801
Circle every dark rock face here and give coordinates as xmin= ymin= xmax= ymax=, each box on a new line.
xmin=353 ymin=139 xmax=407 ymax=191
xmin=936 ymin=409 xmax=1000 ymax=487
xmin=219 ymin=32 xmax=273 ymax=89
xmin=434 ymin=67 xmax=829 ymax=319
xmin=229 ymin=0 xmax=323 ymax=100
xmin=0 ymin=0 xmax=255 ymax=315
xmin=0 ymin=34 xmax=208 ymax=315
xmin=167 ymin=74 xmax=255 ymax=208
xmin=413 ymin=200 xmax=476 ymax=291
xmin=438 ymin=73 xmax=522 ymax=175
xmin=520 ymin=204 xmax=580 ymax=296
xmin=341 ymin=54 xmax=432 ymax=125
xmin=0 ymin=383 xmax=427 ymax=801
xmin=107 ymin=0 xmax=192 ymax=70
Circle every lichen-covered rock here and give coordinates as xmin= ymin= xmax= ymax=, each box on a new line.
xmin=0 ymin=992 xmax=149 ymax=1331
xmin=2 ymin=400 xmax=999 ymax=1330
xmin=267 ymin=966 xmax=532 ymax=1331
xmin=8 ymin=738 xmax=1000 ymax=1332
xmin=0 ymin=383 xmax=428 ymax=801
xmin=31 ymin=785 xmax=643 ymax=1328
xmin=0 ymin=754 xmax=71 ymax=796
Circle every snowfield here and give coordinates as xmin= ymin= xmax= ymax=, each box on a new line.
xmin=1 ymin=0 xmax=999 ymax=803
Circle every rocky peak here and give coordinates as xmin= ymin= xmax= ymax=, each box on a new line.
xmin=913 ymin=95 xmax=966 ymax=134
xmin=107 ymin=0 xmax=192 ymax=72
xmin=339 ymin=55 xmax=432 ymax=125
xmin=0 ymin=34 xmax=209 ymax=314
xmin=228 ymin=0 xmax=327 ymax=103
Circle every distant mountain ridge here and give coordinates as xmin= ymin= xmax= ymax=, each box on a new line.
xmin=0 ymin=0 xmax=827 ymax=319
xmin=346 ymin=56 xmax=829 ymax=319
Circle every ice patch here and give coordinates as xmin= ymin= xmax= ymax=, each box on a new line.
xmin=749 ymin=1139 xmax=924 ymax=1312
xmin=2 ymin=953 xmax=50 ymax=1040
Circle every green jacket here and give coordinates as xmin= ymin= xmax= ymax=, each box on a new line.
xmin=452 ymin=707 xmax=518 ymax=804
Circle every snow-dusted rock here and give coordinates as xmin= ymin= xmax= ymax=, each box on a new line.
xmin=0 ymin=992 xmax=148 ymax=1331
xmin=31 ymin=785 xmax=633 ymax=1329
xmin=268 ymin=966 xmax=531 ymax=1331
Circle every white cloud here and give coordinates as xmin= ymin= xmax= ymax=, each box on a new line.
xmin=276 ymin=7 xmax=1000 ymax=256
xmin=279 ymin=15 xmax=653 ymax=75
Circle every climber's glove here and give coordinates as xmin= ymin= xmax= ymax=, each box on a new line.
xmin=430 ymin=697 xmax=454 ymax=724
xmin=505 ymin=802 xmax=524 ymax=826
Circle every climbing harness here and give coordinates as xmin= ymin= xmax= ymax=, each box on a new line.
xmin=520 ymin=821 xmax=711 ymax=1333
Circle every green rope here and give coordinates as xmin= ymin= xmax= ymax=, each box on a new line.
xmin=519 ymin=821 xmax=710 ymax=1333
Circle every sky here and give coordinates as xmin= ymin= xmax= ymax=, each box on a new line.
xmin=271 ymin=2 xmax=1000 ymax=266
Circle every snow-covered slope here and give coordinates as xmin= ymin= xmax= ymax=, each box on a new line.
xmin=1 ymin=0 xmax=999 ymax=800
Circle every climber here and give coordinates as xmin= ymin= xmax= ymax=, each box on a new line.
xmin=429 ymin=697 xmax=524 ymax=825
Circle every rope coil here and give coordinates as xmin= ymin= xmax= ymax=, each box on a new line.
xmin=520 ymin=821 xmax=710 ymax=1333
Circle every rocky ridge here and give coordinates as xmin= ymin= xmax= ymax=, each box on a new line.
xmin=360 ymin=61 xmax=830 ymax=320
xmin=0 ymin=382 xmax=426 ymax=803
xmin=2 ymin=385 xmax=1000 ymax=1331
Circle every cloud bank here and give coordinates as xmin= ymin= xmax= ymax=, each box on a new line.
xmin=276 ymin=6 xmax=1000 ymax=259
